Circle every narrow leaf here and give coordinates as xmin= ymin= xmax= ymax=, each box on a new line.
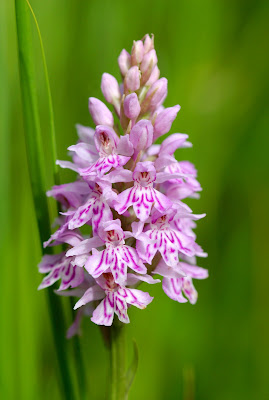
xmin=14 ymin=1 xmax=75 ymax=398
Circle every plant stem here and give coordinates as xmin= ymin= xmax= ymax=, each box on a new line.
xmin=109 ymin=323 xmax=127 ymax=400
xmin=14 ymin=1 xmax=74 ymax=398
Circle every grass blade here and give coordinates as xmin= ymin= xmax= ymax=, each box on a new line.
xmin=14 ymin=1 xmax=75 ymax=398
xmin=25 ymin=1 xmax=87 ymax=397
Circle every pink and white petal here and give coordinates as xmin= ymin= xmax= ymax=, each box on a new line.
xmin=104 ymin=169 xmax=133 ymax=184
xmin=114 ymin=188 xmax=133 ymax=214
xmin=68 ymin=142 xmax=98 ymax=162
xmin=181 ymin=263 xmax=208 ymax=279
xmin=85 ymin=249 xmax=109 ymax=278
xmin=126 ymin=273 xmax=161 ymax=286
xmin=38 ymin=265 xmax=62 ymax=290
xmin=58 ymin=264 xmax=85 ymax=291
xmin=117 ymin=134 xmax=134 ymax=157
xmin=131 ymin=221 xmax=145 ymax=238
xmin=154 ymin=154 xmax=177 ymax=171
xmin=91 ymin=293 xmax=115 ymax=326
xmin=56 ymin=160 xmax=79 ymax=172
xmin=121 ymin=246 xmax=147 ymax=275
xmin=38 ymin=253 xmax=64 ymax=273
xmin=92 ymin=203 xmax=113 ymax=234
xmin=159 ymin=133 xmax=191 ymax=156
xmin=76 ymin=124 xmax=95 ymax=145
xmin=109 ymin=249 xmax=128 ymax=285
xmin=136 ymin=238 xmax=157 ymax=264
xmin=118 ymin=288 xmax=153 ymax=309
xmin=153 ymin=260 xmax=186 ymax=279
xmin=74 ymin=285 xmax=105 ymax=309
xmin=153 ymin=190 xmax=172 ymax=213
xmin=162 ymin=278 xmax=187 ymax=303
xmin=182 ymin=277 xmax=198 ymax=304
xmin=132 ymin=189 xmax=153 ymax=221
xmin=66 ymin=236 xmax=103 ymax=257
xmin=68 ymin=199 xmax=96 ymax=229
xmin=155 ymin=171 xmax=188 ymax=184
xmin=72 ymin=254 xmax=88 ymax=268
xmin=114 ymin=294 xmax=130 ymax=324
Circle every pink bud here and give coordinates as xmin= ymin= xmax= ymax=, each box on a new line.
xmin=131 ymin=40 xmax=144 ymax=65
xmin=143 ymin=34 xmax=154 ymax=53
xmin=88 ymin=97 xmax=114 ymax=127
xmin=124 ymin=66 xmax=140 ymax=92
xmin=140 ymin=49 xmax=157 ymax=74
xmin=130 ymin=120 xmax=153 ymax=154
xmin=101 ymin=73 xmax=121 ymax=104
xmin=118 ymin=49 xmax=131 ymax=77
xmin=145 ymin=65 xmax=160 ymax=86
xmin=145 ymin=78 xmax=167 ymax=110
xmin=154 ymin=105 xmax=181 ymax=139
xmin=123 ymin=93 xmax=141 ymax=120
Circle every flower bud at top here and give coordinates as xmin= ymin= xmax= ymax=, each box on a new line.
xmin=129 ymin=120 xmax=153 ymax=154
xmin=118 ymin=49 xmax=131 ymax=77
xmin=124 ymin=66 xmax=141 ymax=92
xmin=124 ymin=93 xmax=141 ymax=120
xmin=131 ymin=40 xmax=144 ymax=65
xmin=88 ymin=97 xmax=114 ymax=127
xmin=140 ymin=49 xmax=157 ymax=74
xmin=153 ymin=105 xmax=181 ymax=139
xmin=144 ymin=78 xmax=167 ymax=111
xmin=143 ymin=34 xmax=154 ymax=53
xmin=101 ymin=73 xmax=121 ymax=104
xmin=145 ymin=65 xmax=160 ymax=86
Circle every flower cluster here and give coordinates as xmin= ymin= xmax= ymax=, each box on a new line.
xmin=38 ymin=35 xmax=208 ymax=335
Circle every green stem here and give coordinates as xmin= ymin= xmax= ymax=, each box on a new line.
xmin=109 ymin=323 xmax=127 ymax=400
xmin=14 ymin=1 xmax=74 ymax=399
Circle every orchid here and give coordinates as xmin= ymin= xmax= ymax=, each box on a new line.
xmin=38 ymin=34 xmax=208 ymax=334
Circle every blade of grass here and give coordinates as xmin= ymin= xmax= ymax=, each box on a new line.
xmin=25 ymin=0 xmax=59 ymax=185
xmin=14 ymin=1 xmax=75 ymax=399
xmin=25 ymin=1 xmax=87 ymax=397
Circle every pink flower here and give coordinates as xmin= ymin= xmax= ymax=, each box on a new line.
xmin=68 ymin=220 xmax=146 ymax=285
xmin=77 ymin=125 xmax=133 ymax=178
xmin=114 ymin=161 xmax=172 ymax=221
xmin=38 ymin=251 xmax=84 ymax=291
xmin=74 ymin=272 xmax=155 ymax=326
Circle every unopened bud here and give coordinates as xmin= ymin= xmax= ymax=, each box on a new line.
xmin=118 ymin=49 xmax=131 ymax=77
xmin=153 ymin=105 xmax=181 ymax=139
xmin=143 ymin=78 xmax=167 ymax=111
xmin=124 ymin=93 xmax=141 ymax=120
xmin=143 ymin=34 xmax=154 ymax=53
xmin=124 ymin=66 xmax=141 ymax=92
xmin=140 ymin=49 xmax=158 ymax=86
xmin=88 ymin=97 xmax=114 ymax=127
xmin=129 ymin=120 xmax=153 ymax=154
xmin=101 ymin=73 xmax=121 ymax=104
xmin=145 ymin=65 xmax=160 ymax=86
xmin=140 ymin=49 xmax=157 ymax=74
xmin=131 ymin=40 xmax=144 ymax=65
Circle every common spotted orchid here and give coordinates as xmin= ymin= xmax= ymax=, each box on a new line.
xmin=38 ymin=34 xmax=208 ymax=334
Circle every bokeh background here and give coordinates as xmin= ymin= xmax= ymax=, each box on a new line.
xmin=1 ymin=0 xmax=269 ymax=399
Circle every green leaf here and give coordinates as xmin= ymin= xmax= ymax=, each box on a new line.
xmin=14 ymin=1 xmax=75 ymax=398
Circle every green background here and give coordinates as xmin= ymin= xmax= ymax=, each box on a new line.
xmin=1 ymin=0 xmax=269 ymax=399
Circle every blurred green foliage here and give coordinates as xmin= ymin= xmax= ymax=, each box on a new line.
xmin=1 ymin=0 xmax=269 ymax=399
